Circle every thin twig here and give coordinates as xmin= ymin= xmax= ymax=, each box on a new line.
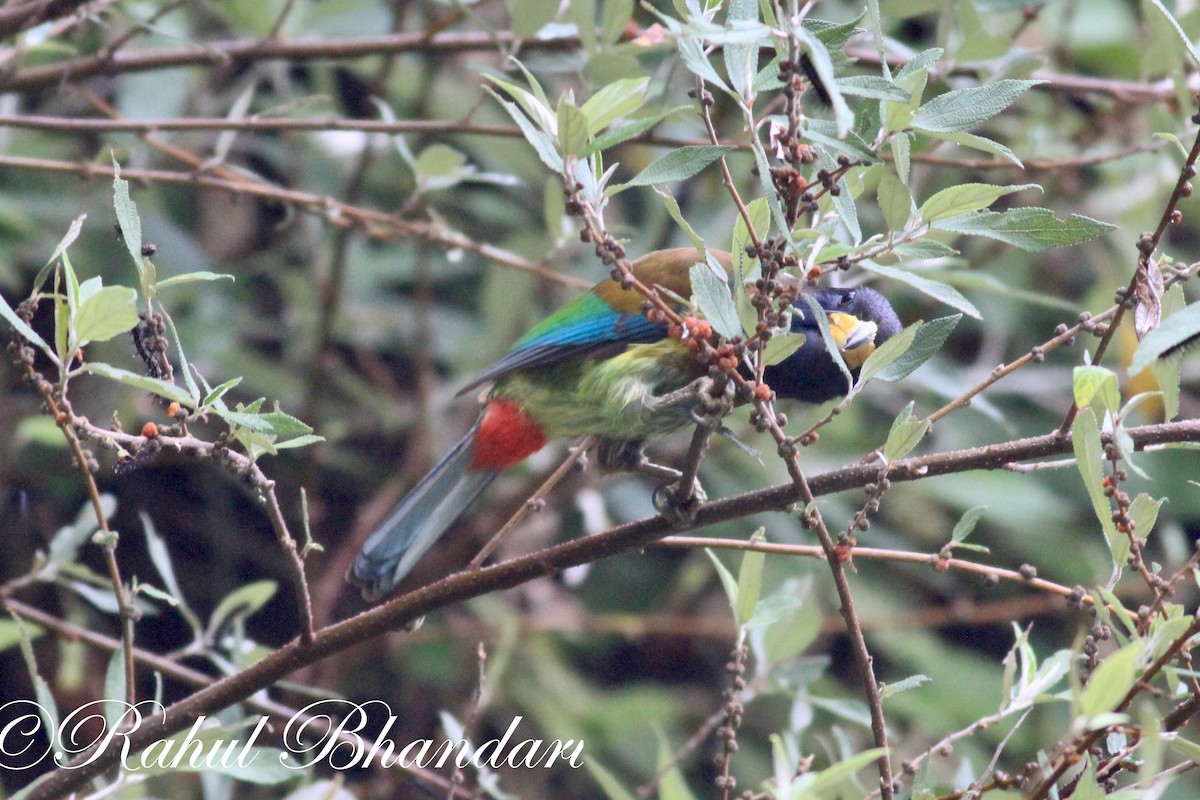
xmin=467 ymin=436 xmax=595 ymax=570
xmin=1058 ymin=113 xmax=1200 ymax=434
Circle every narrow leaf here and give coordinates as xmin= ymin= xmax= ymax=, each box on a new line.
xmin=920 ymin=183 xmax=1039 ymax=224
xmin=613 ymin=145 xmax=736 ymax=191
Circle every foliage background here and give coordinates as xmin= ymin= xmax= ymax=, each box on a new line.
xmin=0 ymin=0 xmax=1199 ymax=798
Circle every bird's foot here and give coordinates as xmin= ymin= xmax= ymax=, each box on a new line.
xmin=646 ymin=375 xmax=736 ymax=429
xmin=653 ymin=477 xmax=707 ymax=529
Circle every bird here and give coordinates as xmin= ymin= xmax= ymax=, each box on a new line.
xmin=349 ymin=247 xmax=901 ymax=599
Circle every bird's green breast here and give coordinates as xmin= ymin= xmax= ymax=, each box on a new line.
xmin=491 ymin=339 xmax=698 ymax=441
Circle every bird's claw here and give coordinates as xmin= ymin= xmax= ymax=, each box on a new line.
xmin=687 ymin=376 xmax=736 ymax=428
xmin=653 ymin=479 xmax=707 ymax=529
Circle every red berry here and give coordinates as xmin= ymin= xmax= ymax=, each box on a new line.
xmin=141 ymin=422 xmax=158 ymax=439
xmin=753 ymin=383 xmax=772 ymax=401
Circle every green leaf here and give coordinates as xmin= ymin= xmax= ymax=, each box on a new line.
xmin=154 ymin=271 xmax=235 ymax=290
xmin=921 ymin=129 xmax=1023 ymax=166
xmin=1072 ymin=409 xmax=1125 ymax=566
xmin=883 ymin=400 xmax=929 ymax=460
xmin=799 ymin=748 xmax=888 ymax=795
xmin=933 ymin=207 xmax=1115 ymax=251
xmin=723 ymin=0 xmax=760 ymax=101
xmin=207 ymin=580 xmax=277 ymax=639
xmin=838 ymin=74 xmax=909 ymax=101
xmin=585 ymin=105 xmax=688 ymax=155
xmin=705 ymin=549 xmax=739 ymax=613
xmin=586 ymin=758 xmax=637 ymax=800
xmin=217 ymin=408 xmax=314 ymax=439
xmin=202 ymin=377 xmax=243 ymax=409
xmin=1145 ymin=0 xmax=1200 ymax=68
xmin=876 ymin=166 xmax=913 ymax=232
xmin=761 ymin=590 xmax=820 ymax=663
xmin=1073 ymin=365 xmax=1120 ymax=414
xmin=1129 ymin=301 xmax=1200 ymax=376
xmin=802 ymin=294 xmax=851 ymax=386
xmin=735 ymin=528 xmax=766 ymax=627
xmin=860 ymin=262 xmax=981 ymax=318
xmin=655 ymin=188 xmax=706 ymax=254
xmin=112 ymin=159 xmax=150 ymax=296
xmin=874 ymin=314 xmax=961 ymax=381
xmin=688 ymin=262 xmax=741 ymax=340
xmin=506 ymin=0 xmax=558 ymax=37
xmin=677 ymin=36 xmax=731 ymax=94
xmin=414 ymin=143 xmax=469 ymax=191
xmin=1080 ymin=641 xmax=1140 ymax=719
xmin=599 ymin=0 xmax=633 ymax=44
xmin=858 ymin=319 xmax=920 ymax=384
xmin=919 ymin=182 xmax=1039 ymax=224
xmin=951 ymin=505 xmax=987 ymax=544
xmin=612 ymin=145 xmax=736 ymax=191
xmin=816 ymin=147 xmax=862 ymax=242
xmin=910 ymin=80 xmax=1043 ymax=133
xmin=880 ymin=673 xmax=931 ymax=698
xmin=555 ymin=99 xmax=589 ymax=158
xmin=83 ymin=362 xmax=194 ymax=407
xmin=580 ymin=78 xmax=649 ymax=135
xmin=1127 ymin=493 xmax=1165 ymax=542
xmin=485 ymin=89 xmax=563 ymax=172
xmin=75 ymin=285 xmax=138 ymax=346
xmin=892 ymin=131 xmax=911 ymax=184
xmin=762 ymin=332 xmax=806 ymax=366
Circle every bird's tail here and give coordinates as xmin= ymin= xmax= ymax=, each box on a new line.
xmin=349 ymin=419 xmax=497 ymax=600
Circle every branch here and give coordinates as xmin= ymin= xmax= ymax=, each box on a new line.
xmin=17 ymin=415 xmax=1200 ymax=798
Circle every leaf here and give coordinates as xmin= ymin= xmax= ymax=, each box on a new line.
xmin=75 ymin=285 xmax=138 ymax=346
xmin=1129 ymin=301 xmax=1200 ymax=376
xmin=876 ymin=166 xmax=913 ymax=232
xmin=874 ymin=314 xmax=961 ymax=381
xmin=599 ymin=0 xmax=633 ymax=45
xmin=951 ymin=505 xmax=987 ymax=544
xmin=880 ymin=673 xmax=931 ymax=698
xmin=688 ymin=262 xmax=741 ymax=340
xmin=858 ymin=320 xmax=920 ymax=384
xmin=1080 ymin=641 xmax=1140 ymax=719
xmin=151 ymin=271 xmax=235 ymax=290
xmin=802 ymin=294 xmax=851 ymax=386
xmin=838 ymin=74 xmax=909 ymax=101
xmin=112 ymin=160 xmax=143 ymax=272
xmin=580 ymin=77 xmax=649 ymax=135
xmin=705 ymin=550 xmax=739 ymax=613
xmin=762 ymin=332 xmax=806 ymax=366
xmin=585 ymin=758 xmax=637 ymax=800
xmin=892 ymin=131 xmax=911 ymax=184
xmin=677 ymin=36 xmax=731 ymax=94
xmin=555 ymin=99 xmax=589 ymax=158
xmin=816 ymin=147 xmax=862 ymax=242
xmin=932 ymin=208 xmax=1115 ymax=251
xmin=723 ymin=0 xmax=759 ymax=102
xmin=1145 ymin=0 xmax=1200 ymax=68
xmin=910 ymin=80 xmax=1043 ymax=133
xmin=485 ymin=90 xmax=563 ymax=172
xmin=207 ymin=580 xmax=278 ymax=639
xmin=585 ymin=105 xmax=689 ymax=155
xmin=919 ymin=182 xmax=1039 ymax=224
xmin=883 ymin=401 xmax=929 ymax=460
xmin=83 ymin=362 xmax=194 ymax=407
xmin=734 ymin=528 xmax=766 ymax=627
xmin=1072 ymin=409 xmax=1125 ymax=566
xmin=1073 ymin=365 xmax=1120 ymax=414
xmin=921 ymin=129 xmax=1023 ymax=166
xmin=414 ymin=143 xmax=469 ymax=191
xmin=860 ymin=262 xmax=981 ymax=318
xmin=612 ymin=145 xmax=736 ymax=191
xmin=1127 ymin=493 xmax=1165 ymax=542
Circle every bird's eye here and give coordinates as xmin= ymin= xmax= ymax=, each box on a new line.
xmin=840 ymin=290 xmax=856 ymax=307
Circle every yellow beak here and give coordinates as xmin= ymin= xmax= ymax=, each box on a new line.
xmin=828 ymin=312 xmax=878 ymax=370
